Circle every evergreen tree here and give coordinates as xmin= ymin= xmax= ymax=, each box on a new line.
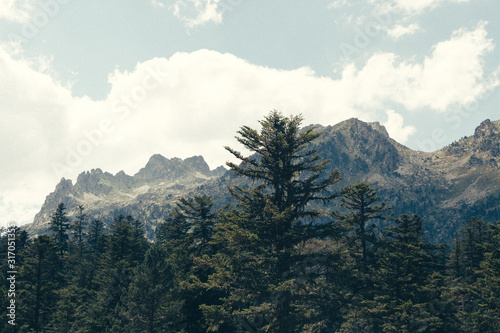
xmin=331 ymin=183 xmax=390 ymax=332
xmin=450 ymin=217 xmax=492 ymax=282
xmin=18 ymin=235 xmax=61 ymax=332
xmin=332 ymin=182 xmax=390 ymax=268
xmin=49 ymin=284 xmax=86 ymax=332
xmin=464 ymin=223 xmax=500 ymax=332
xmin=204 ymin=111 xmax=341 ymax=332
xmin=87 ymin=218 xmax=107 ymax=256
xmin=157 ymin=195 xmax=219 ymax=332
xmin=107 ymin=215 xmax=147 ymax=265
xmin=71 ymin=205 xmax=87 ymax=259
xmin=85 ymin=215 xmax=148 ymax=331
xmin=177 ymin=195 xmax=217 ymax=255
xmin=0 ymin=226 xmax=28 ymax=333
xmin=373 ymin=215 xmax=450 ymax=332
xmin=79 ymin=219 xmax=107 ymax=294
xmin=50 ymin=203 xmax=71 ymax=257
xmin=125 ymin=243 xmax=178 ymax=332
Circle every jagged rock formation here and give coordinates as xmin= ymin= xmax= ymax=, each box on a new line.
xmin=28 ymin=118 xmax=500 ymax=242
xmin=28 ymin=155 xmax=226 ymax=238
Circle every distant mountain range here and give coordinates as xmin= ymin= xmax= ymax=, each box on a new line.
xmin=26 ymin=118 xmax=500 ymax=242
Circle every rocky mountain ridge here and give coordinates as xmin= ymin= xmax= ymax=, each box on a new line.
xmin=27 ymin=118 xmax=500 ymax=242
xmin=28 ymin=155 xmax=226 ymax=238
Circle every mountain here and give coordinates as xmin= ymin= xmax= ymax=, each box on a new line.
xmin=27 ymin=155 xmax=226 ymax=238
xmin=27 ymin=118 xmax=500 ymax=242
xmin=310 ymin=118 xmax=500 ymax=240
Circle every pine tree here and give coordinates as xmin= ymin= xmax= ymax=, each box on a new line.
xmin=332 ymin=183 xmax=390 ymax=332
xmin=107 ymin=215 xmax=147 ymax=265
xmin=374 ymin=215 xmax=454 ymax=332
xmin=332 ymin=182 xmax=390 ymax=268
xmin=157 ymin=195 xmax=220 ymax=332
xmin=451 ymin=217 xmax=492 ymax=282
xmin=50 ymin=203 xmax=71 ymax=257
xmin=464 ymin=223 xmax=500 ymax=332
xmin=87 ymin=219 xmax=106 ymax=256
xmin=204 ymin=111 xmax=341 ymax=332
xmin=178 ymin=195 xmax=217 ymax=255
xmin=71 ymin=205 xmax=87 ymax=259
xmin=18 ymin=235 xmax=61 ymax=332
xmin=49 ymin=284 xmax=86 ymax=332
xmin=125 ymin=243 xmax=178 ymax=332
xmin=85 ymin=215 xmax=148 ymax=331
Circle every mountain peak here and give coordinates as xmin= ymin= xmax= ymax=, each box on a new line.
xmin=333 ymin=118 xmax=388 ymax=136
xmin=474 ymin=119 xmax=500 ymax=139
xmin=56 ymin=178 xmax=73 ymax=191
xmin=367 ymin=121 xmax=390 ymax=138
xmin=184 ymin=155 xmax=211 ymax=175
xmin=134 ymin=154 xmax=214 ymax=181
xmin=148 ymin=153 xmax=169 ymax=164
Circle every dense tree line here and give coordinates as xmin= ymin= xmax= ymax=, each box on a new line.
xmin=2 ymin=111 xmax=499 ymax=332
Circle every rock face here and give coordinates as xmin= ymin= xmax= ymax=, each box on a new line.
xmin=320 ymin=119 xmax=500 ymax=241
xmin=29 ymin=156 xmax=226 ymax=238
xmin=28 ymin=118 xmax=500 ymax=242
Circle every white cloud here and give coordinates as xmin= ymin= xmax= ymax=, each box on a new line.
xmin=1 ymin=22 xmax=497 ymax=227
xmin=155 ymin=0 xmax=224 ymax=28
xmin=392 ymin=0 xmax=470 ymax=15
xmin=341 ymin=22 xmax=497 ymax=111
xmin=383 ymin=110 xmax=416 ymax=143
xmin=385 ymin=23 xmax=421 ymax=40
xmin=0 ymin=0 xmax=35 ymax=22
xmin=329 ymin=0 xmax=349 ymax=9
xmin=336 ymin=0 xmax=473 ymax=41
xmin=0 ymin=43 xmax=75 ymax=227
xmin=151 ymin=0 xmax=165 ymax=8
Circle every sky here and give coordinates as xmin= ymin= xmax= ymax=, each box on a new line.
xmin=1 ymin=0 xmax=500 ymax=227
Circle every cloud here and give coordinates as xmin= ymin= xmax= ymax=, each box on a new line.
xmin=385 ymin=23 xmax=421 ymax=40
xmin=341 ymin=22 xmax=497 ymax=111
xmin=383 ymin=110 xmax=416 ymax=142
xmin=329 ymin=0 xmax=350 ymax=9
xmin=332 ymin=0 xmax=470 ymax=14
xmin=391 ymin=0 xmax=470 ymax=15
xmin=1 ymin=22 xmax=497 ymax=226
xmin=332 ymin=0 xmax=473 ymax=41
xmin=154 ymin=0 xmax=224 ymax=28
xmin=0 ymin=0 xmax=35 ymax=22
xmin=151 ymin=0 xmax=165 ymax=8
xmin=0 ymin=43 xmax=75 ymax=226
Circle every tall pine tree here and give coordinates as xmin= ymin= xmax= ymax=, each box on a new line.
xmin=50 ymin=203 xmax=71 ymax=257
xmin=157 ymin=195 xmax=219 ymax=332
xmin=18 ymin=235 xmax=61 ymax=332
xmin=203 ymin=111 xmax=341 ymax=332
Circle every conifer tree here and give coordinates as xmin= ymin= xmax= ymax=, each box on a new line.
xmin=464 ymin=223 xmax=500 ymax=332
xmin=85 ymin=215 xmax=148 ymax=331
xmin=331 ymin=183 xmax=390 ymax=331
xmin=451 ymin=217 xmax=492 ymax=282
xmin=332 ymin=182 xmax=390 ymax=268
xmin=87 ymin=219 xmax=106 ymax=256
xmin=204 ymin=111 xmax=341 ymax=332
xmin=157 ymin=195 xmax=219 ymax=332
xmin=125 ymin=243 xmax=178 ymax=332
xmin=18 ymin=235 xmax=60 ymax=332
xmin=374 ymin=215 xmax=446 ymax=332
xmin=71 ymin=205 xmax=87 ymax=258
xmin=50 ymin=203 xmax=71 ymax=257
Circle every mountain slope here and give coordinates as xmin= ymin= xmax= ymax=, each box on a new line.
xmin=27 ymin=155 xmax=225 ymax=238
xmin=27 ymin=119 xmax=500 ymax=242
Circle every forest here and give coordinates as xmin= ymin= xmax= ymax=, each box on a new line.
xmin=1 ymin=111 xmax=499 ymax=332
